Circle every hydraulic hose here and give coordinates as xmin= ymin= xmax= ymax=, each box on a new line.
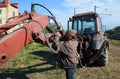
xmin=31 ymin=4 xmax=61 ymax=30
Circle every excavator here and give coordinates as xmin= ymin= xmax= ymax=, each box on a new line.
xmin=0 ymin=4 xmax=109 ymax=67
xmin=0 ymin=4 xmax=64 ymax=66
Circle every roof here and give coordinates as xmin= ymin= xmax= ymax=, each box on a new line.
xmin=0 ymin=2 xmax=6 ymax=7
xmin=11 ymin=3 xmax=18 ymax=8
xmin=0 ymin=1 xmax=18 ymax=8
xmin=73 ymin=12 xmax=99 ymax=18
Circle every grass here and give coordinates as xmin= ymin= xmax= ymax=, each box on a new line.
xmin=109 ymin=39 xmax=120 ymax=46
xmin=0 ymin=42 xmax=66 ymax=79
xmin=0 ymin=41 xmax=120 ymax=79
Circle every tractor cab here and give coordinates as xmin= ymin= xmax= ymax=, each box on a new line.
xmin=67 ymin=12 xmax=103 ymax=35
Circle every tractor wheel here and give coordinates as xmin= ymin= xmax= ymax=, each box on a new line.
xmin=96 ymin=47 xmax=108 ymax=66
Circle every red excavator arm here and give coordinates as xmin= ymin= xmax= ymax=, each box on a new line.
xmin=0 ymin=11 xmax=50 ymax=65
xmin=0 ymin=10 xmax=64 ymax=66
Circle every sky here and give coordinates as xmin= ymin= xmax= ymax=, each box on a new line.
xmin=9 ymin=0 xmax=120 ymax=30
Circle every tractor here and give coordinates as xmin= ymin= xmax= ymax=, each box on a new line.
xmin=67 ymin=12 xmax=109 ymax=66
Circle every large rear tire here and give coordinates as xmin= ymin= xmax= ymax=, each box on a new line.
xmin=96 ymin=47 xmax=108 ymax=66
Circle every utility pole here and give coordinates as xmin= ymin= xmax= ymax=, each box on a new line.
xmin=94 ymin=5 xmax=96 ymax=13
xmin=94 ymin=5 xmax=98 ymax=13
xmin=74 ymin=8 xmax=76 ymax=15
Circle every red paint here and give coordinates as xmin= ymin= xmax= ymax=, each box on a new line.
xmin=0 ymin=12 xmax=49 ymax=66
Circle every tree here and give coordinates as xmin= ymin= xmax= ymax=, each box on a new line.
xmin=106 ymin=29 xmax=115 ymax=35
xmin=114 ymin=26 xmax=120 ymax=31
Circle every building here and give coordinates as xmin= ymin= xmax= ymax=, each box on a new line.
xmin=0 ymin=0 xmax=18 ymax=25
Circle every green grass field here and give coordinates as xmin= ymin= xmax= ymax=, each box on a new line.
xmin=109 ymin=39 xmax=120 ymax=46
xmin=0 ymin=40 xmax=120 ymax=79
xmin=0 ymin=42 xmax=66 ymax=79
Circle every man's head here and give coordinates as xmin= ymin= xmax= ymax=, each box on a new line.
xmin=64 ymin=30 xmax=76 ymax=41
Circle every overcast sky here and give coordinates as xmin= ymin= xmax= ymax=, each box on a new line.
xmin=10 ymin=0 xmax=120 ymax=30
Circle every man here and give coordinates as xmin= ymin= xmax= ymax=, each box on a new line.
xmin=58 ymin=30 xmax=79 ymax=79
